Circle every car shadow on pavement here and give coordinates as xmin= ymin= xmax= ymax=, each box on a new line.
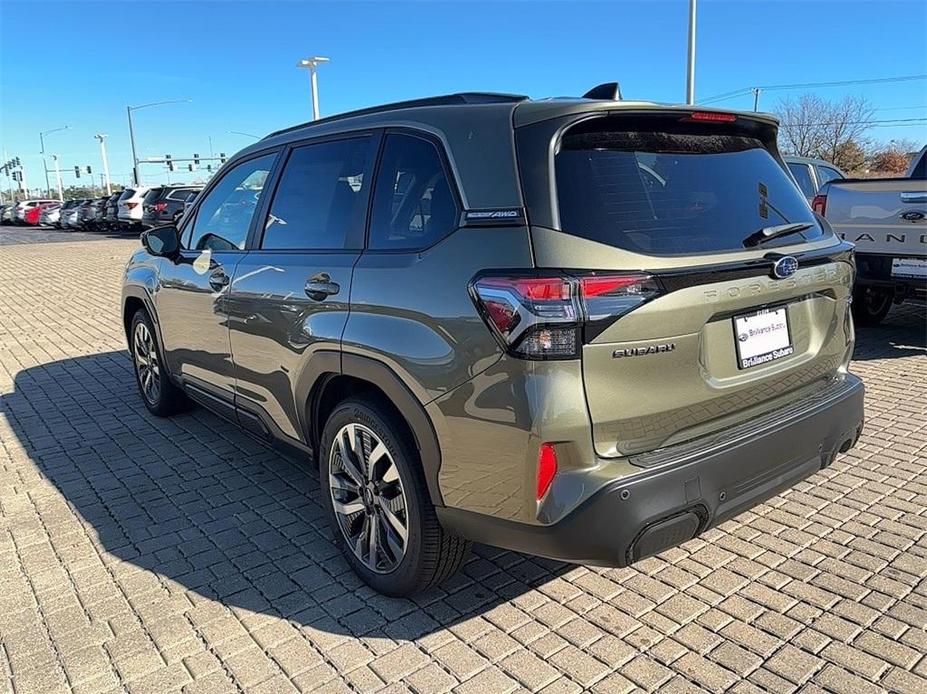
xmin=851 ymin=303 xmax=926 ymax=361
xmin=1 ymin=350 xmax=570 ymax=640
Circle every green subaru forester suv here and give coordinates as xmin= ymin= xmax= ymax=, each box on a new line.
xmin=122 ymin=86 xmax=864 ymax=595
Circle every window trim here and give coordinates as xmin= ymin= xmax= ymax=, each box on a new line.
xmin=178 ymin=147 xmax=284 ymax=252
xmin=364 ymin=127 xmax=464 ymax=254
xmin=250 ymin=131 xmax=382 ymax=254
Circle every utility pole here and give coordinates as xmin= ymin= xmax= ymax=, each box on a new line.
xmin=296 ymin=57 xmax=330 ymax=120
xmin=39 ymin=126 xmax=69 ymax=197
xmin=752 ymin=87 xmax=762 ymax=112
xmin=52 ymin=155 xmax=64 ymax=201
xmin=127 ymin=99 xmax=191 ymax=186
xmin=95 ymin=134 xmax=112 ymax=194
xmin=685 ymin=0 xmax=697 ymax=105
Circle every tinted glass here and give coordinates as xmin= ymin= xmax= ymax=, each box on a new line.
xmin=142 ymin=188 xmax=163 ymax=205
xmin=261 ymin=138 xmax=372 ymax=250
xmin=120 ymin=189 xmax=135 ymax=200
xmin=911 ymin=153 xmax=926 ymax=179
xmin=369 ymin=134 xmax=457 ymax=250
xmin=787 ymin=163 xmax=816 ymax=197
xmin=815 ymin=165 xmax=843 ymax=187
xmin=186 ymin=154 xmax=275 ymax=251
xmin=555 ymin=126 xmax=821 ymax=255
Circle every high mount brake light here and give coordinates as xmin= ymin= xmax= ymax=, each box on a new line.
xmin=688 ymin=111 xmax=737 ymax=123
xmin=471 ymin=272 xmax=661 ymax=359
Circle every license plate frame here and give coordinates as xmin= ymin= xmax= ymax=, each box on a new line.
xmin=733 ymin=306 xmax=794 ymax=370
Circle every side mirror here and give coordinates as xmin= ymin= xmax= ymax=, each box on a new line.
xmin=141 ymin=225 xmax=180 ymax=257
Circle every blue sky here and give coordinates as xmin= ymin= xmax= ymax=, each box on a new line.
xmin=1 ymin=0 xmax=925 ymax=192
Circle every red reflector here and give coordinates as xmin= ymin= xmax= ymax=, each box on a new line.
xmin=689 ymin=111 xmax=737 ymax=122
xmin=580 ymin=275 xmax=646 ymax=298
xmin=154 ymin=202 xmax=168 ymax=212
xmin=483 ymin=298 xmax=519 ymax=334
xmin=537 ymin=443 xmax=558 ymax=500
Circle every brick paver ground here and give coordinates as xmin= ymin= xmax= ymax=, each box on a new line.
xmin=0 ymin=236 xmax=925 ymax=694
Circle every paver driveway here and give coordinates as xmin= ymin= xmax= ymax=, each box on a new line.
xmin=1 ymin=237 xmax=925 ymax=694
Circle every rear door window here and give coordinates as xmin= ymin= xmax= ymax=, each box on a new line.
xmin=260 ymin=137 xmax=375 ymax=250
xmin=368 ymin=134 xmax=458 ymax=250
xmin=555 ymin=123 xmax=821 ymax=255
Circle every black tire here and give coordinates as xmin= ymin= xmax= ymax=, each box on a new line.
xmin=130 ymin=309 xmax=190 ymax=416
xmin=852 ymin=286 xmax=892 ymax=326
xmin=319 ymin=397 xmax=471 ymax=596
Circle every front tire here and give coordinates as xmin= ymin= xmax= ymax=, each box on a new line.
xmin=852 ymin=286 xmax=892 ymax=326
xmin=320 ymin=398 xmax=470 ymax=596
xmin=130 ymin=309 xmax=189 ymax=416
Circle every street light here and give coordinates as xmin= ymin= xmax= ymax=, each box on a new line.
xmin=51 ymin=155 xmax=64 ymax=201
xmin=296 ymin=56 xmax=330 ymax=120
xmin=39 ymin=126 xmax=69 ymax=196
xmin=127 ymin=99 xmax=191 ymax=185
xmin=685 ymin=0 xmax=697 ymax=105
xmin=95 ymin=134 xmax=112 ymax=195
xmin=227 ymin=130 xmax=260 ymax=139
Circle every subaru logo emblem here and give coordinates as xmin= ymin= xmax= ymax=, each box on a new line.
xmin=772 ymin=256 xmax=798 ymax=279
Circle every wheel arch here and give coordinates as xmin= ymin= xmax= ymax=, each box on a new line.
xmin=307 ymin=354 xmax=445 ymax=507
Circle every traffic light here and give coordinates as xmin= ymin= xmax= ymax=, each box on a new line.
xmin=193 ymin=153 xmax=200 ymax=165
xmin=166 ymin=154 xmax=174 ymax=172
xmin=219 ymin=153 xmax=226 ymax=164
xmin=13 ymin=157 xmax=20 ymax=167
xmin=86 ymin=166 xmax=92 ymax=174
xmin=188 ymin=164 xmax=194 ymax=172
xmin=207 ymin=164 xmax=213 ymax=172
xmin=74 ymin=166 xmax=81 ymax=179
xmin=12 ymin=171 xmax=21 ymax=182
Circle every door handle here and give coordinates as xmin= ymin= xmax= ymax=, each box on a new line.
xmin=900 ymin=192 xmax=927 ymax=204
xmin=208 ymin=269 xmax=230 ymax=292
xmin=305 ymin=273 xmax=340 ymax=301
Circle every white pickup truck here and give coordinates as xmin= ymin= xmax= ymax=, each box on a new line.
xmin=816 ymin=145 xmax=927 ymax=324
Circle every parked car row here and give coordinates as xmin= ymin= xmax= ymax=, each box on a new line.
xmin=0 ymin=184 xmax=201 ymax=232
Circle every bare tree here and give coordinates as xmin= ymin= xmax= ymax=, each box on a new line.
xmin=775 ymin=94 xmax=875 ymax=170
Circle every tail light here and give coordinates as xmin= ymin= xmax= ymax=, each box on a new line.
xmin=126 ymin=202 xmax=138 ymax=210
xmin=811 ymin=193 xmax=827 ymax=216
xmin=154 ymin=202 xmax=168 ymax=213
xmin=471 ymin=272 xmax=661 ymax=359
xmin=687 ymin=111 xmax=737 ymax=123
xmin=537 ymin=443 xmax=558 ymax=500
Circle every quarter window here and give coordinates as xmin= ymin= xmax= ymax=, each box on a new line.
xmin=261 ymin=138 xmax=374 ymax=250
xmin=787 ymin=163 xmax=816 ymax=198
xmin=184 ymin=154 xmax=275 ymax=251
xmin=815 ymin=165 xmax=843 ymax=187
xmin=369 ymin=134 xmax=458 ymax=250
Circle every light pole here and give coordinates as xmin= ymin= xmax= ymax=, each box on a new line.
xmin=126 ymin=99 xmax=191 ymax=185
xmin=39 ymin=126 xmax=69 ymax=196
xmin=685 ymin=0 xmax=697 ymax=105
xmin=296 ymin=57 xmax=330 ymax=120
xmin=227 ymin=130 xmax=260 ymax=139
xmin=95 ymin=134 xmax=112 ymax=194
xmin=51 ymin=155 xmax=64 ymax=201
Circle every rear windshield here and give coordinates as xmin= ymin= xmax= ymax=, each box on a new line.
xmin=555 ymin=125 xmax=821 ymax=255
xmin=120 ymin=189 xmax=135 ymax=200
xmin=142 ymin=188 xmax=164 ymax=204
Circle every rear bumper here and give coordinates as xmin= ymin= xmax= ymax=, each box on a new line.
xmin=438 ymin=374 xmax=864 ymax=567
xmin=856 ymin=253 xmax=926 ymax=294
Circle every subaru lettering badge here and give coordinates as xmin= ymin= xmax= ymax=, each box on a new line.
xmin=772 ymin=256 xmax=798 ymax=279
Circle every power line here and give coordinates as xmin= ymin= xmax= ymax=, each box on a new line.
xmin=700 ymin=74 xmax=927 ymax=105
xmin=782 ymin=117 xmax=927 ymax=127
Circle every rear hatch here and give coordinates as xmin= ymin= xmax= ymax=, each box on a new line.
xmin=516 ymin=108 xmax=855 ymax=458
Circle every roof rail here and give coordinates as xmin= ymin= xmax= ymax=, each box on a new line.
xmin=265 ymin=92 xmax=528 ymax=139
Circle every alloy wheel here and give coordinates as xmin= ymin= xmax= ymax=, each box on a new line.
xmin=133 ymin=322 xmax=161 ymax=405
xmin=329 ymin=423 xmax=409 ymax=573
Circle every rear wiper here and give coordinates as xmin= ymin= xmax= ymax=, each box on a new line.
xmin=742 ymin=222 xmax=813 ymax=247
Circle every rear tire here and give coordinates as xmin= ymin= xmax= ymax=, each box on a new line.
xmin=852 ymin=286 xmax=892 ymax=326
xmin=130 ymin=309 xmax=189 ymax=416
xmin=319 ymin=397 xmax=470 ymax=596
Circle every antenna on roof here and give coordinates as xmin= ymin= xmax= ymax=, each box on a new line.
xmin=582 ymin=83 xmax=622 ymax=101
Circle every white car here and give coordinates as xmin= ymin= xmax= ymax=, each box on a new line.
xmin=116 ymin=186 xmax=150 ymax=228
xmin=13 ymin=199 xmax=59 ymax=224
xmin=39 ymin=204 xmax=62 ymax=226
